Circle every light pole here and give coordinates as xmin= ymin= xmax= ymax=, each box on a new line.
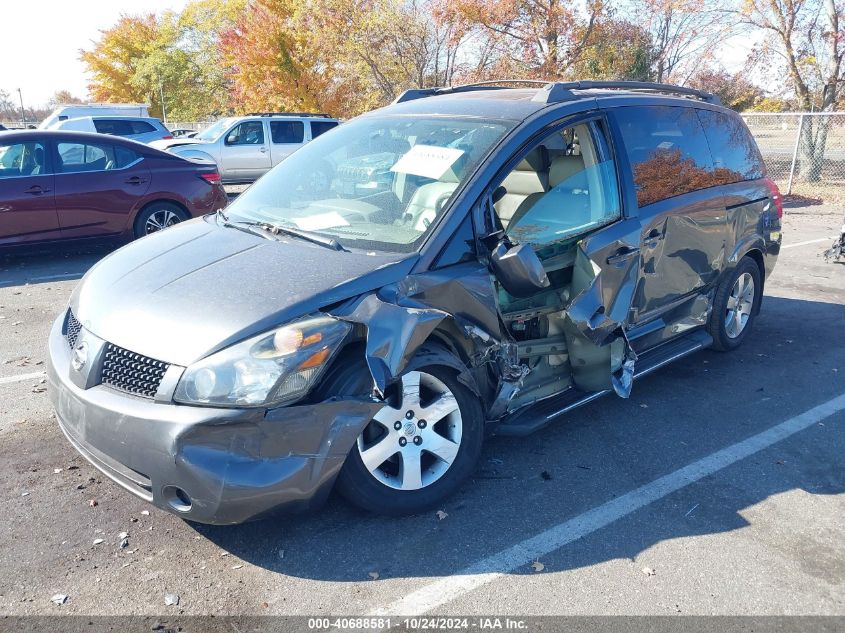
xmin=158 ymin=78 xmax=167 ymax=125
xmin=16 ymin=88 xmax=25 ymax=125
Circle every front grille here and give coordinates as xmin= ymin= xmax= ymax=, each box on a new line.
xmin=66 ymin=311 xmax=82 ymax=349
xmin=101 ymin=343 xmax=169 ymax=399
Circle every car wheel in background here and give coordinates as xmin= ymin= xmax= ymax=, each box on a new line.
xmin=134 ymin=202 xmax=189 ymax=239
xmin=708 ymin=256 xmax=762 ymax=351
xmin=335 ymin=363 xmax=484 ymax=516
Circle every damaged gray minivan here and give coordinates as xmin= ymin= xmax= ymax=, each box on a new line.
xmin=48 ymin=81 xmax=782 ymax=523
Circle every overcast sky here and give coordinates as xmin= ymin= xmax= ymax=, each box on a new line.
xmin=2 ymin=0 xmax=190 ymax=109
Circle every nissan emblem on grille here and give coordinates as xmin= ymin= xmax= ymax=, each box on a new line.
xmin=100 ymin=343 xmax=169 ymax=398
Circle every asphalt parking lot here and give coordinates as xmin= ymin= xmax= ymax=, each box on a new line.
xmin=0 ymin=201 xmax=843 ymax=618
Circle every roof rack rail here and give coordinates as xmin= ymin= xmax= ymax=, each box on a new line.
xmin=246 ymin=112 xmax=332 ymax=118
xmin=530 ymin=80 xmax=721 ymax=105
xmin=394 ymin=80 xmax=720 ymax=106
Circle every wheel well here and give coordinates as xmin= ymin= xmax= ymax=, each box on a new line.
xmin=742 ymin=249 xmax=765 ymax=313
xmin=133 ymin=199 xmax=190 ymax=233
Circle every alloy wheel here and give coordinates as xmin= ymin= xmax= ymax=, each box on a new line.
xmin=145 ymin=209 xmax=182 ymax=234
xmin=356 ymin=371 xmax=463 ymax=491
xmin=725 ymin=272 xmax=755 ymax=338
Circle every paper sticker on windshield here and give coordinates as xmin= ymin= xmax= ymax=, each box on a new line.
xmin=390 ymin=145 xmax=464 ymax=180
xmin=292 ymin=212 xmax=349 ymax=231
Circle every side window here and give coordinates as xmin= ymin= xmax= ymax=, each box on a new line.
xmin=129 ymin=120 xmax=156 ymax=134
xmin=270 ymin=120 xmax=305 ymax=144
xmin=0 ymin=141 xmax=47 ymax=178
xmin=310 ymin=121 xmax=338 ymax=139
xmin=57 ymin=142 xmax=122 ymax=173
xmin=94 ymin=119 xmax=134 ymax=136
xmin=114 ymin=146 xmax=141 ymax=168
xmin=697 ymin=110 xmax=765 ymax=184
xmin=615 ymin=106 xmax=715 ymax=207
xmin=225 ymin=121 xmax=265 ymax=145
xmin=493 ymin=120 xmax=621 ymax=246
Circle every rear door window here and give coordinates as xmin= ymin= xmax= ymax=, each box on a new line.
xmin=310 ymin=120 xmax=338 ymax=139
xmin=93 ymin=119 xmax=135 ymax=136
xmin=128 ymin=120 xmax=156 ymax=134
xmin=615 ymin=106 xmax=715 ymax=207
xmin=57 ymin=142 xmax=124 ymax=173
xmin=270 ymin=120 xmax=305 ymax=144
xmin=697 ymin=110 xmax=765 ymax=184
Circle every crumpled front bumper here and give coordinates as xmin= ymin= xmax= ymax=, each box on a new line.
xmin=47 ymin=315 xmax=381 ymax=525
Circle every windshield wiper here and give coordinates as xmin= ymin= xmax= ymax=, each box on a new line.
xmin=217 ymin=214 xmax=347 ymax=252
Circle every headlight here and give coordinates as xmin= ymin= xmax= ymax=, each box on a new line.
xmin=174 ymin=315 xmax=350 ymax=407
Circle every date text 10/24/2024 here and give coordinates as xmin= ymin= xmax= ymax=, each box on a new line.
xmin=307 ymin=617 xmax=530 ymax=630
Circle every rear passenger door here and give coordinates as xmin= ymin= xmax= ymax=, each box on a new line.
xmin=269 ymin=120 xmax=305 ymax=165
xmin=52 ymin=140 xmax=150 ymax=238
xmin=611 ymin=105 xmax=728 ymax=328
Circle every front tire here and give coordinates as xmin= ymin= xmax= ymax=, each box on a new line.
xmin=336 ymin=364 xmax=484 ymax=516
xmin=708 ymin=256 xmax=762 ymax=351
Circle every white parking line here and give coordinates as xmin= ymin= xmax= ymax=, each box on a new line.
xmin=374 ymin=392 xmax=845 ymax=617
xmin=782 ymin=237 xmax=832 ymax=249
xmin=0 ymin=371 xmax=46 ymax=386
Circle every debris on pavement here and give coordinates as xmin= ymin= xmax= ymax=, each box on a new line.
xmin=164 ymin=593 xmax=179 ymax=606
xmin=435 ymin=510 xmax=448 ymax=520
xmin=119 ymin=538 xmax=129 ymax=549
xmin=50 ymin=594 xmax=68 ymax=606
xmin=231 ymin=564 xmax=243 ymax=569
xmin=141 ymin=510 xmax=150 ymax=516
xmin=368 ymin=571 xmax=379 ymax=580
xmin=92 ymin=539 xmax=104 ymax=545
xmin=88 ymin=499 xmax=98 ymax=507
xmin=642 ymin=567 xmax=656 ymax=576
xmin=531 ymin=561 xmax=545 ymax=572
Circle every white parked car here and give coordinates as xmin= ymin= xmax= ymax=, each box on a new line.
xmin=150 ymin=113 xmax=340 ymax=183
xmin=39 ymin=103 xmax=150 ymax=130
xmin=47 ymin=116 xmax=173 ymax=144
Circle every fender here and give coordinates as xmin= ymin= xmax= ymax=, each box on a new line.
xmin=728 ymin=235 xmax=766 ymax=267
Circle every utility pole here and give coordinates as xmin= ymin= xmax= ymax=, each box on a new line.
xmin=159 ymin=78 xmax=167 ymax=125
xmin=16 ymin=88 xmax=25 ymax=125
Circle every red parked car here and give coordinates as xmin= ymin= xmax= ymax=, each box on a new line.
xmin=0 ymin=130 xmax=227 ymax=248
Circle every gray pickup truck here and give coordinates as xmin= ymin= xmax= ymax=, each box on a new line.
xmin=150 ymin=113 xmax=339 ymax=183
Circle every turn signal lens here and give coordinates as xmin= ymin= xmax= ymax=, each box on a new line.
xmin=299 ymin=348 xmax=331 ymax=369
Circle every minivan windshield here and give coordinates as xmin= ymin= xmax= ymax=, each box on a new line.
xmin=195 ymin=118 xmax=236 ymax=142
xmin=224 ymin=115 xmax=513 ymax=252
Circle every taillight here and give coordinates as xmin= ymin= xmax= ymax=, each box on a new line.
xmin=162 ymin=135 xmax=174 ymax=140
xmin=764 ymin=177 xmax=783 ymax=219
xmin=199 ymin=172 xmax=221 ymax=185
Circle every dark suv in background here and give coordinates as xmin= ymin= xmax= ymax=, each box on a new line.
xmin=48 ymin=81 xmax=781 ymax=523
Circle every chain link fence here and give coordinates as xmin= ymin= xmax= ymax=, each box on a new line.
xmin=741 ymin=112 xmax=845 ymax=201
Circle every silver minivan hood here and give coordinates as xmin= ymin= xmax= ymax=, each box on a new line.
xmin=70 ymin=218 xmax=415 ymax=366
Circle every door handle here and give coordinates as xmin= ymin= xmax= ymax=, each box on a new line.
xmin=606 ymin=246 xmax=640 ymax=267
xmin=259 ymin=147 xmax=268 ymax=153
xmin=125 ymin=176 xmax=147 ymax=185
xmin=25 ymin=185 xmax=51 ymax=195
xmin=645 ymin=228 xmax=663 ymax=248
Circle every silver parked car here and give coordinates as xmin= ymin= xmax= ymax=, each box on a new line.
xmin=150 ymin=113 xmax=340 ymax=183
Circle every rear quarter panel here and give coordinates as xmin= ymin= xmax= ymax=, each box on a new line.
xmin=722 ymin=180 xmax=781 ymax=280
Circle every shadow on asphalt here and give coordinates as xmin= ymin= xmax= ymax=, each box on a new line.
xmin=0 ymin=243 xmax=115 ymax=289
xmin=189 ymin=295 xmax=845 ymax=582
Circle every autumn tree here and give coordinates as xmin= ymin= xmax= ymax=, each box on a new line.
xmin=736 ymin=0 xmax=843 ymax=181
xmin=571 ymin=19 xmax=656 ymax=80
xmin=432 ymin=0 xmax=605 ymax=80
xmin=688 ymin=67 xmax=766 ymax=110
xmin=81 ymin=0 xmax=243 ymax=121
xmin=619 ymin=0 xmax=734 ymax=84
xmin=47 ymin=90 xmax=84 ymax=108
